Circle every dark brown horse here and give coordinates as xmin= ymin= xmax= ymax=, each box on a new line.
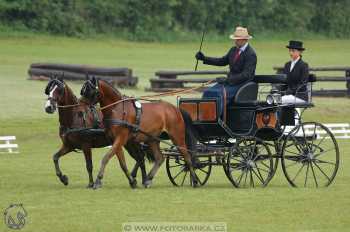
xmin=44 ymin=78 xmax=153 ymax=188
xmin=80 ymin=77 xmax=198 ymax=189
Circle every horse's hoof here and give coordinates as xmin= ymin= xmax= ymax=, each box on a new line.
xmin=86 ymin=183 xmax=94 ymax=189
xmin=130 ymin=179 xmax=137 ymax=189
xmin=93 ymin=179 xmax=102 ymax=190
xmin=191 ymin=180 xmax=199 ymax=188
xmin=60 ymin=175 xmax=69 ymax=186
xmin=143 ymin=180 xmax=152 ymax=188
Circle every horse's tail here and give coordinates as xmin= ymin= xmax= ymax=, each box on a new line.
xmin=180 ymin=109 xmax=198 ymax=156
xmin=142 ymin=144 xmax=155 ymax=162
xmin=125 ymin=142 xmax=155 ymax=163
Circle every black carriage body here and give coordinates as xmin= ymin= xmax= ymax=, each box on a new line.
xmin=179 ymin=98 xmax=283 ymax=142
xmin=178 ymin=75 xmax=296 ymax=142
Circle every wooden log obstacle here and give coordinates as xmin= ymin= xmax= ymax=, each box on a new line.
xmin=28 ymin=63 xmax=138 ymax=87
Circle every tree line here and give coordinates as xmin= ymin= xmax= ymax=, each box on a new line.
xmin=0 ymin=0 xmax=349 ymax=41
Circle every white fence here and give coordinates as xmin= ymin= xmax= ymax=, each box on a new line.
xmin=0 ymin=136 xmax=19 ymax=153
xmin=285 ymin=123 xmax=350 ymax=139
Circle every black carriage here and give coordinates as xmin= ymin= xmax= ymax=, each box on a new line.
xmin=164 ymin=74 xmax=340 ymax=188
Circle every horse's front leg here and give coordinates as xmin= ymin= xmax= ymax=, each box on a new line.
xmin=93 ymin=136 xmax=136 ymax=189
xmin=53 ymin=145 xmax=72 ymax=186
xmin=116 ymin=148 xmax=137 ymax=188
xmin=82 ymin=146 xmax=94 ymax=188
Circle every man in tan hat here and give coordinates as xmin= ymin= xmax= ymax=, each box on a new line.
xmin=195 ymin=26 xmax=257 ymax=115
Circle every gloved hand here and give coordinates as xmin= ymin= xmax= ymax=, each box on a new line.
xmin=195 ymin=51 xmax=205 ymax=61
xmin=216 ymin=77 xmax=227 ymax=84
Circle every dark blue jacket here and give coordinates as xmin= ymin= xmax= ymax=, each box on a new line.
xmin=203 ymin=44 xmax=257 ymax=85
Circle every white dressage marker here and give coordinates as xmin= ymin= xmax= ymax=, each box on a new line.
xmin=0 ymin=136 xmax=19 ymax=153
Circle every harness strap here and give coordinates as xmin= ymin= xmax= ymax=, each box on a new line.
xmin=90 ymin=105 xmax=102 ymax=128
xmin=133 ymin=101 xmax=142 ymax=133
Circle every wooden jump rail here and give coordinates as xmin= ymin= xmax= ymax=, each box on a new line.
xmin=148 ymin=70 xmax=228 ymax=92
xmin=28 ymin=63 xmax=138 ymax=87
xmin=274 ymin=66 xmax=350 ymax=97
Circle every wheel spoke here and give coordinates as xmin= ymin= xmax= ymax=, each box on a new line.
xmin=314 ymin=135 xmax=327 ymax=153
xmin=312 ymin=161 xmax=331 ymax=182
xmin=284 ymin=149 xmax=301 ymax=156
xmin=255 ymin=165 xmax=269 ymax=173
xmin=284 ymin=155 xmax=306 ymax=162
xmin=243 ymin=171 xmax=248 ymax=187
xmin=197 ymin=168 xmax=209 ymax=175
xmin=169 ymin=164 xmax=184 ymax=168
xmin=313 ymin=148 xmax=335 ymax=159
xmin=250 ymin=170 xmax=255 ymax=187
xmin=236 ymin=171 xmax=245 ymax=185
xmin=310 ymin=124 xmax=317 ymax=149
xmin=286 ymin=161 xmax=300 ymax=168
xmin=292 ymin=163 xmax=306 ymax=182
xmin=313 ymin=159 xmax=336 ymax=166
xmin=173 ymin=167 xmax=186 ymax=180
xmin=259 ymin=160 xmax=271 ymax=170
xmin=310 ymin=162 xmax=318 ymax=187
xmin=180 ymin=170 xmax=188 ymax=186
xmin=252 ymin=168 xmax=265 ymax=184
xmin=304 ymin=162 xmax=310 ymax=187
xmin=291 ymin=136 xmax=306 ymax=152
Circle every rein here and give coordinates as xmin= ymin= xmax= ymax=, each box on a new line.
xmin=56 ymin=98 xmax=91 ymax=109
xmin=99 ymin=79 xmax=215 ymax=111
xmin=57 ymin=103 xmax=81 ymax=109
xmin=55 ymin=79 xmax=215 ymax=111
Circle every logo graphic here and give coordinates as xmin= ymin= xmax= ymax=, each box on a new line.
xmin=3 ymin=204 xmax=27 ymax=230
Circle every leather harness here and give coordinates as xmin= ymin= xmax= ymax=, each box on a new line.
xmin=103 ymin=100 xmax=143 ymax=134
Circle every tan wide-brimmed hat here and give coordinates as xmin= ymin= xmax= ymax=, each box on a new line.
xmin=229 ymin=26 xmax=253 ymax=40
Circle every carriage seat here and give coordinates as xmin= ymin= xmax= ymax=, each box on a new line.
xmin=233 ymin=81 xmax=259 ymax=106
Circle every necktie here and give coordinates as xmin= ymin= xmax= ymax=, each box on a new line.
xmin=233 ymin=49 xmax=240 ymax=62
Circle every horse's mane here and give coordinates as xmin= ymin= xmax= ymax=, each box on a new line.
xmin=100 ymin=80 xmax=123 ymax=98
xmin=64 ymin=84 xmax=79 ymax=104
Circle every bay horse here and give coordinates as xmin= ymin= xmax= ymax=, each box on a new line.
xmin=44 ymin=78 xmax=153 ymax=188
xmin=80 ymin=77 xmax=199 ymax=189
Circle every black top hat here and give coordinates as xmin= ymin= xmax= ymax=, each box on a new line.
xmin=286 ymin=40 xmax=305 ymax=51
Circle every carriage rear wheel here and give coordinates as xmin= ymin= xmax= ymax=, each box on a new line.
xmin=281 ymin=122 xmax=339 ymax=187
xmin=166 ymin=154 xmax=212 ymax=186
xmin=226 ymin=138 xmax=274 ymax=188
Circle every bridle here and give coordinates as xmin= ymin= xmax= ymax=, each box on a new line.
xmin=46 ymin=79 xmax=80 ymax=109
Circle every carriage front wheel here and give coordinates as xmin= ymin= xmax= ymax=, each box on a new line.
xmin=225 ymin=138 xmax=274 ymax=188
xmin=281 ymin=122 xmax=340 ymax=187
xmin=166 ymin=153 xmax=212 ymax=187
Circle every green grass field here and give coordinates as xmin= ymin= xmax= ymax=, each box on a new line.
xmin=0 ymin=35 xmax=350 ymax=232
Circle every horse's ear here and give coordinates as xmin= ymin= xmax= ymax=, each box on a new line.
xmin=85 ymin=73 xmax=89 ymax=80
xmin=58 ymin=72 xmax=64 ymax=82
xmin=91 ymin=76 xmax=97 ymax=85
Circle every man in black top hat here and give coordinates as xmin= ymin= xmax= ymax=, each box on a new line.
xmin=281 ymin=40 xmax=309 ymax=103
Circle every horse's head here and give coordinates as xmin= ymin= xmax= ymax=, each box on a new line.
xmin=44 ymin=77 xmax=65 ymax=114
xmin=80 ymin=76 xmax=100 ymax=105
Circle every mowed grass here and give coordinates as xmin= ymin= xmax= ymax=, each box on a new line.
xmin=0 ymin=35 xmax=350 ymax=232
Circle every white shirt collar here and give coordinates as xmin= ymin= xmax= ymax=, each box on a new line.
xmin=291 ymin=57 xmax=300 ymax=65
xmin=290 ymin=57 xmax=300 ymax=71
xmin=238 ymin=42 xmax=249 ymax=53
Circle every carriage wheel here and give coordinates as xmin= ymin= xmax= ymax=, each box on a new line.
xmin=226 ymin=138 xmax=274 ymax=188
xmin=281 ymin=122 xmax=339 ymax=187
xmin=166 ymin=154 xmax=212 ymax=186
